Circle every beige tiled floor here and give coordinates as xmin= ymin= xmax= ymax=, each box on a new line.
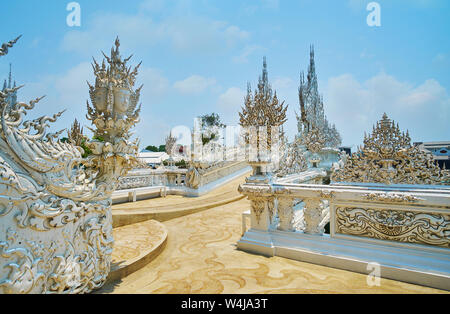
xmin=98 ymin=176 xmax=446 ymax=294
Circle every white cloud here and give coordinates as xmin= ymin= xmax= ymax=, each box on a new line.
xmin=158 ymin=17 xmax=249 ymax=53
xmin=174 ymin=75 xmax=217 ymax=94
xmin=19 ymin=60 xmax=171 ymax=144
xmin=61 ymin=9 xmax=250 ymax=56
xmin=18 ymin=62 xmax=93 ymax=137
xmin=233 ymin=45 xmax=265 ymax=64
xmin=324 ymin=72 xmax=450 ymax=148
xmin=216 ymin=87 xmax=246 ymax=125
xmin=61 ymin=13 xmax=158 ymax=56
xmin=138 ymin=67 xmax=170 ymax=99
xmin=262 ymin=0 xmax=280 ymax=9
xmin=273 ymin=76 xmax=295 ymax=90
xmin=139 ymin=0 xmax=165 ymax=12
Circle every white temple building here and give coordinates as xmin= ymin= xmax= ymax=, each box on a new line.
xmin=138 ymin=151 xmax=170 ymax=168
xmin=414 ymin=141 xmax=450 ymax=169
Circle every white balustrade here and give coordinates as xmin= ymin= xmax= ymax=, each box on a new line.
xmin=238 ymin=179 xmax=450 ymax=290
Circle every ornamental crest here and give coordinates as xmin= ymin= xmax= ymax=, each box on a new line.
xmin=332 ymin=113 xmax=450 ymax=185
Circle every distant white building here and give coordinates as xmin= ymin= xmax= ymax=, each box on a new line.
xmin=138 ymin=151 xmax=170 ymax=168
xmin=414 ymin=141 xmax=450 ymax=169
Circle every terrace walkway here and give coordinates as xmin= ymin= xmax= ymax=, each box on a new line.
xmin=97 ymin=173 xmax=446 ymax=294
xmin=112 ymin=173 xmax=249 ymax=228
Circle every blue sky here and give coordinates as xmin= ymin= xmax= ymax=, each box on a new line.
xmin=1 ymin=0 xmax=449 ymax=149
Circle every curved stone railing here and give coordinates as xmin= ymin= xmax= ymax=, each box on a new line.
xmin=238 ymin=179 xmax=450 ymax=290
xmin=113 ymin=161 xmax=250 ymax=203
xmin=196 ymin=161 xmax=248 ymax=187
xmin=118 ymin=168 xmax=187 ymax=190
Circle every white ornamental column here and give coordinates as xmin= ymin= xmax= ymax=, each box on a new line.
xmin=303 ymin=198 xmax=324 ymax=235
xmin=277 ymin=196 xmax=295 ymax=232
xmin=248 ymin=196 xmax=271 ymax=231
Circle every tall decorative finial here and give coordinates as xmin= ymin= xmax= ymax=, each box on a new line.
xmin=258 ymin=56 xmax=271 ymax=96
xmin=296 ymin=45 xmax=341 ymax=148
xmin=307 ymin=44 xmax=318 ymax=91
xmin=8 ymin=63 xmax=12 ymax=88
xmin=262 ymin=56 xmax=268 ymax=85
xmin=239 ymin=56 xmax=288 ymax=153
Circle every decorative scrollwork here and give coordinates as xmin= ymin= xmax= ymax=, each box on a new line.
xmin=0 ymin=228 xmax=47 ymax=294
xmin=362 ymin=193 xmax=423 ymax=203
xmin=276 ymin=137 xmax=308 ymax=177
xmin=332 ymin=113 xmax=449 ymax=186
xmin=335 ymin=207 xmax=450 ymax=248
xmin=250 ymin=199 xmax=266 ymax=225
xmin=303 ymin=199 xmax=324 ymax=235
xmin=319 ymin=190 xmax=334 ymax=199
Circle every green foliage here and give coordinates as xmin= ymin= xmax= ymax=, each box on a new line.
xmin=176 ymin=159 xmax=187 ymax=169
xmin=145 ymin=145 xmax=159 ymax=152
xmin=201 ymin=113 xmax=225 ymax=128
xmin=162 ymin=159 xmax=187 ymax=168
xmin=202 ymin=133 xmax=216 ymax=145
xmin=80 ymin=139 xmax=93 ymax=158
xmin=200 ymin=113 xmax=225 ymax=145
xmin=145 ymin=145 xmax=166 ymax=152
xmin=93 ymin=135 xmax=105 ymax=142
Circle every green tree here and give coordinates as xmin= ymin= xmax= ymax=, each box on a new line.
xmin=145 ymin=145 xmax=159 ymax=152
xmin=200 ymin=113 xmax=225 ymax=145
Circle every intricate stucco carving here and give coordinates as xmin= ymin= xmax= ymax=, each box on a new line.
xmin=303 ymin=199 xmax=324 ymax=235
xmin=297 ymin=46 xmax=341 ymax=149
xmin=267 ymin=197 xmax=275 ymax=224
xmin=119 ymin=175 xmax=154 ymax=190
xmin=362 ymin=193 xmax=423 ymax=203
xmin=300 ymin=127 xmax=326 ymax=154
xmin=165 ymin=133 xmax=177 ymax=156
xmin=185 ymin=161 xmax=201 ymax=189
xmin=0 ymin=37 xmax=140 ymax=294
xmin=239 ymin=57 xmax=288 ymax=150
xmin=276 ymin=137 xmax=307 ymax=177
xmin=277 ymin=197 xmax=295 ymax=231
xmin=319 ymin=190 xmax=334 ymax=199
xmin=250 ymin=198 xmax=266 ymax=225
xmin=335 ymin=207 xmax=450 ymax=248
xmin=332 ymin=113 xmax=449 ymax=185
xmin=279 ymin=47 xmax=342 ymax=176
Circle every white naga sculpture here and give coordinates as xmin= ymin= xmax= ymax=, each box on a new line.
xmin=0 ymin=37 xmax=141 ymax=294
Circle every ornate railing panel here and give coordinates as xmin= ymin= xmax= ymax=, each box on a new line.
xmin=334 ymin=206 xmax=450 ymax=248
xmin=117 ymin=168 xmax=186 ymax=190
xmin=239 ymin=182 xmax=450 ymax=248
xmin=117 ymin=161 xmax=248 ymax=191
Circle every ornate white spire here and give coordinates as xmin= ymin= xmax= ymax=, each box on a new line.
xmin=296 ymin=46 xmax=342 ymax=149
